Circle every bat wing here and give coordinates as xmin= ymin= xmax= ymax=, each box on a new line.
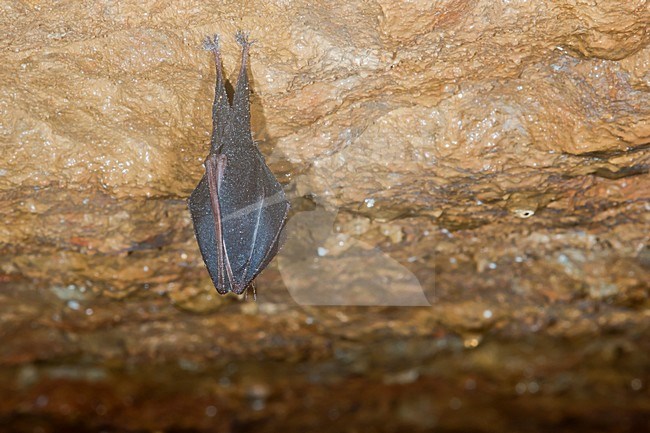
xmin=188 ymin=149 xmax=289 ymax=295
xmin=218 ymin=149 xmax=289 ymax=293
xmin=188 ymin=175 xmax=234 ymax=294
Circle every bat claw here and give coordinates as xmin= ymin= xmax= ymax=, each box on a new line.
xmin=235 ymin=30 xmax=256 ymax=48
xmin=202 ymin=34 xmax=220 ymax=53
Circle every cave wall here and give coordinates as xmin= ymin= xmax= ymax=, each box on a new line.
xmin=0 ymin=1 xmax=649 ymax=431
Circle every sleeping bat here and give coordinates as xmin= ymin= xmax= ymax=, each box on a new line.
xmin=188 ymin=32 xmax=289 ymax=298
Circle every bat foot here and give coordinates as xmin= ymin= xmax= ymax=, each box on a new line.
xmin=235 ymin=30 xmax=256 ymax=49
xmin=202 ymin=34 xmax=220 ymax=53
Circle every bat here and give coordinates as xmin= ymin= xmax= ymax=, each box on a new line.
xmin=188 ymin=32 xmax=290 ymax=299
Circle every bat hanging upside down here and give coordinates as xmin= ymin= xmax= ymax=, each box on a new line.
xmin=188 ymin=31 xmax=289 ymax=299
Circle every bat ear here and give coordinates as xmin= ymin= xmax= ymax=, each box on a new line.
xmin=204 ymin=34 xmax=231 ymax=153
xmin=232 ymin=30 xmax=253 ymax=135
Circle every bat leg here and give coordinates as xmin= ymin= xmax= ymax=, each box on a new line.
xmin=203 ymin=34 xmax=230 ymax=154
xmin=232 ymin=31 xmax=254 ymax=132
xmin=203 ymin=34 xmax=225 ymax=85
xmin=235 ymin=30 xmax=254 ymax=65
xmin=205 ymin=153 xmax=236 ymax=295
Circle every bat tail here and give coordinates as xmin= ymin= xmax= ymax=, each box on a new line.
xmin=203 ymin=34 xmax=231 ymax=153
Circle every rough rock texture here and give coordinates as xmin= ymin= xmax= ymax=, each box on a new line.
xmin=1 ymin=0 xmax=649 ymax=432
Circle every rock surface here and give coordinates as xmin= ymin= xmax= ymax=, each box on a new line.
xmin=1 ymin=0 xmax=649 ymax=431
